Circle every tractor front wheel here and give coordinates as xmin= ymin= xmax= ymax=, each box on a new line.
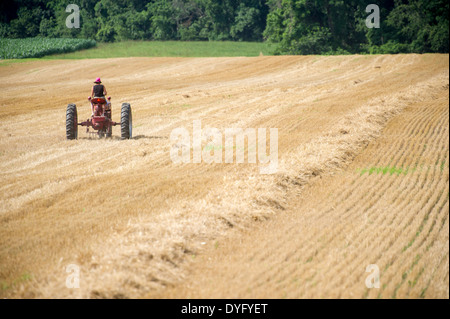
xmin=106 ymin=110 xmax=112 ymax=138
xmin=121 ymin=103 xmax=132 ymax=140
xmin=66 ymin=104 xmax=78 ymax=140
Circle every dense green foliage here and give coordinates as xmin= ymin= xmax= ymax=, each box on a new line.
xmin=0 ymin=37 xmax=96 ymax=59
xmin=0 ymin=0 xmax=448 ymax=55
xmin=264 ymin=0 xmax=449 ymax=54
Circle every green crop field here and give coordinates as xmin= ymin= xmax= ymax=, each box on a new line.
xmin=0 ymin=39 xmax=275 ymax=63
xmin=0 ymin=38 xmax=97 ymax=59
xmin=46 ymin=41 xmax=276 ymax=59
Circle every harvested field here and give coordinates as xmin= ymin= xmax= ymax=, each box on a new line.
xmin=0 ymin=54 xmax=448 ymax=298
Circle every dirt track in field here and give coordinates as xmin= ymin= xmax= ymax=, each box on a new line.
xmin=0 ymin=54 xmax=448 ymax=299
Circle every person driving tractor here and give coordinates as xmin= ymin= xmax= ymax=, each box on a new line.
xmin=90 ymin=78 xmax=109 ymax=117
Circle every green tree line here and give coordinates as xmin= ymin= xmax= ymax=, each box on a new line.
xmin=0 ymin=0 xmax=448 ymax=54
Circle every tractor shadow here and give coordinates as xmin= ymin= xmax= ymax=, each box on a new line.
xmin=78 ymin=135 xmax=168 ymax=141
xmin=133 ymin=135 xmax=168 ymax=140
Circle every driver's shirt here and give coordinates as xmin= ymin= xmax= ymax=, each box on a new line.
xmin=93 ymin=84 xmax=105 ymax=97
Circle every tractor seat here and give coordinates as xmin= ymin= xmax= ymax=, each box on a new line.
xmin=92 ymin=97 xmax=107 ymax=104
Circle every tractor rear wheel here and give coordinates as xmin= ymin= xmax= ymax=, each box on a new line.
xmin=66 ymin=104 xmax=78 ymax=140
xmin=121 ymin=103 xmax=132 ymax=140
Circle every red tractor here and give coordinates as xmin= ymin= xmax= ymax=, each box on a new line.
xmin=66 ymin=97 xmax=132 ymax=140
